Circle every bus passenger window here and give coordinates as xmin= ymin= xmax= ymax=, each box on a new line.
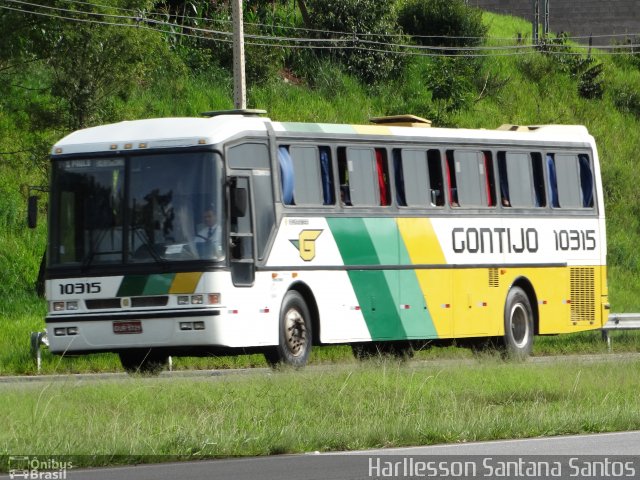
xmin=338 ymin=147 xmax=352 ymax=206
xmin=553 ymin=153 xmax=593 ymax=209
xmin=375 ymin=148 xmax=390 ymax=206
xmin=483 ymin=151 xmax=496 ymax=207
xmin=578 ymin=154 xmax=594 ymax=208
xmin=450 ymin=150 xmax=494 ymax=207
xmin=288 ymin=145 xmax=328 ymax=206
xmin=445 ymin=151 xmax=458 ymax=207
xmin=338 ymin=147 xmax=379 ymax=206
xmin=393 ymin=149 xmax=407 ymax=206
xmin=319 ymin=147 xmax=335 ymax=205
xmin=497 ymin=152 xmax=511 ymax=207
xmin=531 ymin=153 xmax=546 ymax=207
xmin=278 ymin=146 xmax=295 ymax=205
xmin=546 ymin=154 xmax=560 ymax=208
xmin=427 ymin=150 xmax=445 ymax=206
xmin=395 ymin=148 xmax=444 ymax=208
xmin=498 ymin=151 xmax=544 ymax=208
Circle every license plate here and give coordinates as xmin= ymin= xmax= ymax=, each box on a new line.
xmin=113 ymin=320 xmax=143 ymax=334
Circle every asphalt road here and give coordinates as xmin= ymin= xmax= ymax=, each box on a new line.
xmin=3 ymin=431 xmax=637 ymax=480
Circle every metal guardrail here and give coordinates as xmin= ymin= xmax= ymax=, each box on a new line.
xmin=601 ymin=313 xmax=640 ymax=350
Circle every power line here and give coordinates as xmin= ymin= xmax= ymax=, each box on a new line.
xmin=29 ymin=0 xmax=640 ymax=44
xmin=2 ymin=1 xmax=640 ymax=58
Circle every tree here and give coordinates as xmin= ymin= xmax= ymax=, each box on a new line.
xmin=301 ymin=0 xmax=405 ymax=83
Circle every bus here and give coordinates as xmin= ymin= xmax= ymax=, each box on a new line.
xmin=30 ymin=110 xmax=608 ymax=372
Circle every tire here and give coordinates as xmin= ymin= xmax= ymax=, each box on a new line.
xmin=264 ymin=291 xmax=312 ymax=367
xmin=503 ymin=287 xmax=534 ymax=359
xmin=119 ymin=349 xmax=168 ymax=375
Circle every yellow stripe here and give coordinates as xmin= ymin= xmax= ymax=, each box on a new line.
xmin=397 ymin=218 xmax=446 ymax=264
xmin=397 ymin=218 xmax=450 ymax=336
xmin=169 ymin=272 xmax=203 ymax=294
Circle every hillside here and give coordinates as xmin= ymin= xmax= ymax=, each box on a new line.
xmin=2 ymin=4 xmax=640 ymax=328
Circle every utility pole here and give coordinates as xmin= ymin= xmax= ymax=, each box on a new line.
xmin=232 ymin=0 xmax=246 ymax=110
xmin=543 ymin=0 xmax=549 ymax=37
xmin=532 ymin=0 xmax=539 ymax=44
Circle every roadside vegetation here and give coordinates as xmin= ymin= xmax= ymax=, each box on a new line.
xmin=1 ymin=356 xmax=639 ymax=469
xmin=1 ymin=0 xmax=640 ymax=376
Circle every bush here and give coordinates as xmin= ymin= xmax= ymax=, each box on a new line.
xmin=398 ymin=0 xmax=488 ymax=49
xmin=303 ymin=0 xmax=405 ymax=83
xmin=538 ymin=36 xmax=604 ymax=100
xmin=517 ymin=53 xmax=556 ymax=83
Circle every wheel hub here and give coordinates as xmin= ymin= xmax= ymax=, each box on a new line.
xmin=284 ymin=308 xmax=307 ymax=357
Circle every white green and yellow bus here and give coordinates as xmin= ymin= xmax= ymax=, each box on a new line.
xmin=33 ymin=111 xmax=608 ymax=372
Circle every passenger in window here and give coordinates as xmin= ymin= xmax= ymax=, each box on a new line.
xmin=195 ymin=206 xmax=222 ymax=258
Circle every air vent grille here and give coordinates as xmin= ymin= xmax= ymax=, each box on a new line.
xmin=488 ymin=268 xmax=499 ymax=287
xmin=570 ymin=267 xmax=595 ymax=322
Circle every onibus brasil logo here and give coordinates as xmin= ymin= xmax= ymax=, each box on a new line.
xmin=290 ymin=230 xmax=323 ymax=261
xmin=8 ymin=456 xmax=72 ymax=479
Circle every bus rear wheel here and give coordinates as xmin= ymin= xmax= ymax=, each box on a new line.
xmin=265 ymin=291 xmax=312 ymax=367
xmin=119 ymin=349 xmax=168 ymax=375
xmin=503 ymin=287 xmax=534 ymax=359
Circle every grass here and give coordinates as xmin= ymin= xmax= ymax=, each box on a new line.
xmin=0 ymin=355 xmax=639 ymax=469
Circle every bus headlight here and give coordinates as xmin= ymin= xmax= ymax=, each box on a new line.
xmin=177 ymin=296 xmax=189 ymax=305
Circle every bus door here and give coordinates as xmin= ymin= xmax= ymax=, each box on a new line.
xmin=228 ymin=176 xmax=255 ymax=286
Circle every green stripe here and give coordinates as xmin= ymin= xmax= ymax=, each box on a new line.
xmin=117 ymin=275 xmax=147 ymax=297
xmin=328 ymin=217 xmax=439 ymax=340
xmin=143 ymin=273 xmax=175 ymax=295
xmin=117 ymin=274 xmax=175 ymax=297
xmin=328 ymin=217 xmax=405 ymax=340
xmin=397 ymin=229 xmax=439 ymax=338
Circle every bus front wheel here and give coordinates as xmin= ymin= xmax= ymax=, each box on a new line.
xmin=503 ymin=287 xmax=534 ymax=359
xmin=265 ymin=291 xmax=312 ymax=367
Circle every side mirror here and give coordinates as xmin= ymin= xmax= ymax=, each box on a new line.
xmin=231 ymin=187 xmax=248 ymax=217
xmin=28 ymin=195 xmax=38 ymax=228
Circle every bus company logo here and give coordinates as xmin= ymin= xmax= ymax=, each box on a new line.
xmin=8 ymin=456 xmax=72 ymax=479
xmin=290 ymin=230 xmax=323 ymax=261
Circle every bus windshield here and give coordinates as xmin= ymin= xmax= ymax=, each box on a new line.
xmin=49 ymin=151 xmax=224 ymax=268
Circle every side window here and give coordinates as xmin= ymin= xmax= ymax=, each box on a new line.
xmin=531 ymin=153 xmax=547 ymax=207
xmin=394 ymin=148 xmax=444 ymax=207
xmin=552 ymin=153 xmax=593 ymax=209
xmin=277 ymin=146 xmax=294 ymax=205
xmin=375 ymin=148 xmax=391 ymax=206
xmin=578 ymin=154 xmax=594 ymax=208
xmin=278 ymin=145 xmax=335 ymax=206
xmin=319 ymin=147 xmax=335 ymax=205
xmin=546 ymin=154 xmax=560 ymax=208
xmin=497 ymin=151 xmax=545 ymax=208
xmin=547 ymin=153 xmax=594 ymax=208
xmin=338 ymin=147 xmax=379 ymax=206
xmin=228 ymin=143 xmax=269 ymax=169
xmin=289 ymin=146 xmax=323 ymax=205
xmin=448 ymin=150 xmax=495 ymax=207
